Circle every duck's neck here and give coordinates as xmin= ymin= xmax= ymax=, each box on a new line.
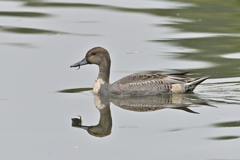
xmin=97 ymin=60 xmax=111 ymax=84
xmin=93 ymin=60 xmax=111 ymax=94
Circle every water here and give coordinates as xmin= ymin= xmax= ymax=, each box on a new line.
xmin=1 ymin=0 xmax=240 ymax=159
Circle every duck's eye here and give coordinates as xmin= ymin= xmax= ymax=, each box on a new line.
xmin=91 ymin=52 xmax=97 ymax=55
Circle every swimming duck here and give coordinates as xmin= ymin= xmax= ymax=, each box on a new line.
xmin=70 ymin=47 xmax=213 ymax=96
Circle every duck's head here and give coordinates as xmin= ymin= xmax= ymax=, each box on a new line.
xmin=70 ymin=47 xmax=111 ymax=69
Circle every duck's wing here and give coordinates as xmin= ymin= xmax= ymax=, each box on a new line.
xmin=110 ymin=72 xmax=212 ymax=95
xmin=113 ymin=72 xmax=195 ymax=85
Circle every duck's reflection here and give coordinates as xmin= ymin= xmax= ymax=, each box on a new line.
xmin=72 ymin=96 xmax=112 ymax=137
xmin=72 ymin=94 xmax=213 ymax=137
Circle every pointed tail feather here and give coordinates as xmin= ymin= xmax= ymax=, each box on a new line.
xmin=185 ymin=73 xmax=215 ymax=92
xmin=190 ymin=74 xmax=213 ymax=85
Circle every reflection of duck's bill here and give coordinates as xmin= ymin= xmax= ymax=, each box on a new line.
xmin=72 ymin=125 xmax=89 ymax=131
xmin=72 ymin=122 xmax=89 ymax=131
xmin=71 ymin=117 xmax=89 ymax=131
xmin=79 ymin=126 xmax=89 ymax=131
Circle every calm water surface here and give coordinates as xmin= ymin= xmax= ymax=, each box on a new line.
xmin=1 ymin=0 xmax=240 ymax=159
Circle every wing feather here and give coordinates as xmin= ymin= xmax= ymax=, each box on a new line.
xmin=112 ymin=72 xmax=195 ymax=85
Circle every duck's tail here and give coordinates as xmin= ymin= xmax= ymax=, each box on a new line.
xmin=185 ymin=73 xmax=215 ymax=92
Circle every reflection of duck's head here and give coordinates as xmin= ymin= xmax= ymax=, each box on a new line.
xmin=72 ymin=95 xmax=112 ymax=138
xmin=72 ymin=118 xmax=112 ymax=138
xmin=87 ymin=125 xmax=111 ymax=138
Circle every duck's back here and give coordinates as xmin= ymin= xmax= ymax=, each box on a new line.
xmin=109 ymin=72 xmax=201 ymax=96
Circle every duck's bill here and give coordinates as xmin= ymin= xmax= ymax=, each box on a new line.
xmin=70 ymin=57 xmax=89 ymax=68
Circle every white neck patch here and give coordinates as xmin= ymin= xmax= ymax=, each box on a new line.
xmin=94 ymin=96 xmax=106 ymax=110
xmin=93 ymin=78 xmax=105 ymax=94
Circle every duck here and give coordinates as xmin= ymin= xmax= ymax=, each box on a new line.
xmin=70 ymin=47 xmax=213 ymax=96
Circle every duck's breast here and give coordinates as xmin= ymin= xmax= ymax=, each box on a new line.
xmin=93 ymin=78 xmax=105 ymax=94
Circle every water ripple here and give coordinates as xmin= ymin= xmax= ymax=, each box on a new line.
xmin=0 ymin=25 xmax=100 ymax=36
xmin=0 ymin=42 xmax=36 ymax=48
xmin=212 ymin=120 xmax=240 ymax=128
xmin=58 ymin=88 xmax=92 ymax=93
xmin=209 ymin=136 xmax=239 ymax=141
xmin=0 ymin=11 xmax=50 ymax=17
xmin=24 ymin=2 xmax=101 ymax=8
xmin=198 ymin=78 xmax=240 ymax=105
